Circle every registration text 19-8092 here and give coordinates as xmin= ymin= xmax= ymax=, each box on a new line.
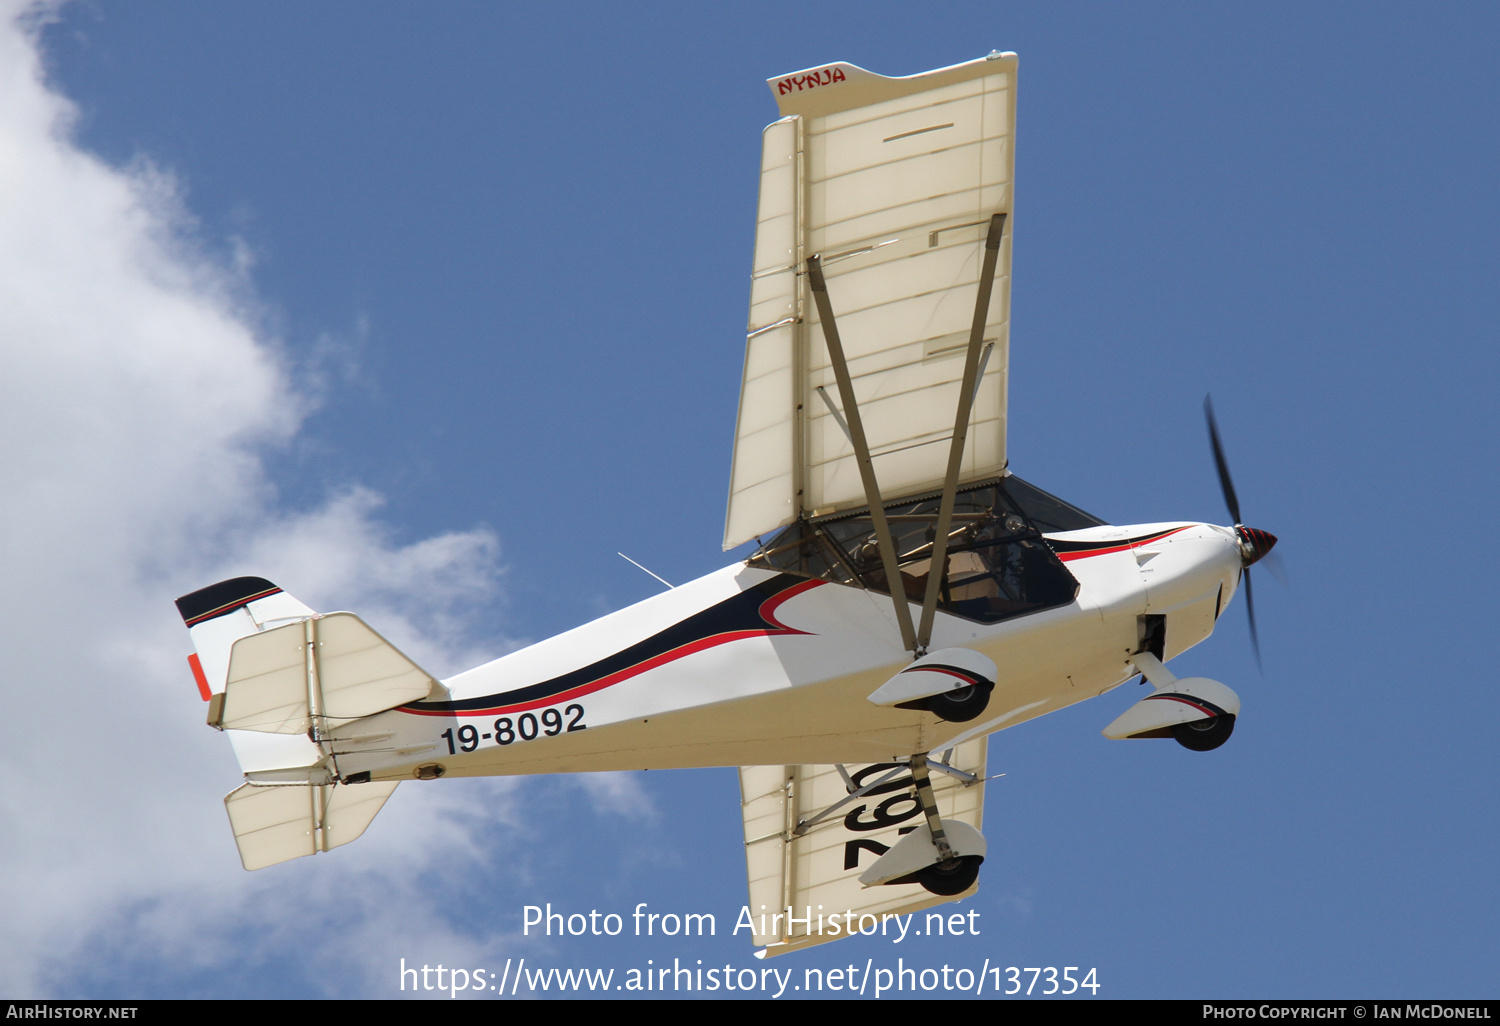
xmin=439 ymin=704 xmax=586 ymax=755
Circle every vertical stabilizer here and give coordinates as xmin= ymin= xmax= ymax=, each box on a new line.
xmin=176 ymin=576 xmax=319 ymax=699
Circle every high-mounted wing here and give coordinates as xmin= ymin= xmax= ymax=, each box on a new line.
xmin=738 ymin=738 xmax=987 ymax=956
xmin=725 ymin=55 xmax=1018 ymax=549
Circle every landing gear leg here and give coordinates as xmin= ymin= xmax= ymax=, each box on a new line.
xmin=907 ymin=754 xmax=984 ymax=896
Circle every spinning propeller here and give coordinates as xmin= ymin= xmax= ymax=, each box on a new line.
xmin=1204 ymin=396 xmax=1278 ymax=667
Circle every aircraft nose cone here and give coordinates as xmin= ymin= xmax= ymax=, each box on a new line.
xmin=1235 ymin=526 xmax=1277 ymax=567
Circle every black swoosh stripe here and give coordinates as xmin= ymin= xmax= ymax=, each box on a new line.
xmin=403 ymin=573 xmax=818 ymax=716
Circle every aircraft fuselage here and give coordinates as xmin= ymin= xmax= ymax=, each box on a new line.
xmin=234 ymin=521 xmax=1243 ymax=784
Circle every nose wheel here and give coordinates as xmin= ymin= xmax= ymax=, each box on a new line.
xmin=1172 ymin=713 xmax=1235 ymax=752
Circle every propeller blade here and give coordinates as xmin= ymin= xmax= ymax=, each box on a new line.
xmin=1243 ymin=567 xmax=1262 ymax=671
xmin=1205 ymin=396 xmax=1270 ymax=668
xmin=1204 ymin=395 xmax=1242 ymax=526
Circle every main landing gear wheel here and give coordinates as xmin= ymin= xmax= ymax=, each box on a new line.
xmin=924 ymin=683 xmax=993 ymax=723
xmin=915 ymin=855 xmax=984 ymax=896
xmin=1172 ymin=713 xmax=1235 ymax=752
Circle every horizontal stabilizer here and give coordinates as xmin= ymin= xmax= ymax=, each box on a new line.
xmin=224 ymin=780 xmax=399 ymax=871
xmin=223 ymin=612 xmax=440 ymax=734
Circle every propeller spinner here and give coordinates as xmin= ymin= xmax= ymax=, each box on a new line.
xmin=1204 ymin=395 xmax=1277 ymax=666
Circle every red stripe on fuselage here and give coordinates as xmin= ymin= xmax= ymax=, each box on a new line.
xmin=403 ymin=578 xmax=825 ymax=718
xmin=756 ymin=577 xmax=821 ymax=632
xmin=1054 ymin=526 xmax=1191 ymax=562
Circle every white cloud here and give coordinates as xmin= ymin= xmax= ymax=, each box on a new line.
xmin=0 ymin=2 xmax=539 ymax=994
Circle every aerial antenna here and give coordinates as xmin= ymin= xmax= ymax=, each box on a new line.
xmin=617 ymin=552 xmax=674 ymax=589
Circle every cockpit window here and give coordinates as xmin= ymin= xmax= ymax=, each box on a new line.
xmin=747 ymin=477 xmax=1088 ymax=625
xmin=1003 ymin=474 xmax=1109 ymax=532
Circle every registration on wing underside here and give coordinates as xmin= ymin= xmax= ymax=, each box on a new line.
xmin=725 ymin=55 xmax=1018 ymax=549
xmin=738 ymin=737 xmax=987 ymax=956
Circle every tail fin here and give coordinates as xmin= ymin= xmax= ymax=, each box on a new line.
xmin=175 ymin=577 xmax=433 ymax=870
xmin=176 ymin=576 xmax=319 ymax=713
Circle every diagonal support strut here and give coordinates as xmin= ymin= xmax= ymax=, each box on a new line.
xmin=806 ymin=254 xmax=918 ymax=654
xmin=916 ymin=213 xmax=1008 ymax=653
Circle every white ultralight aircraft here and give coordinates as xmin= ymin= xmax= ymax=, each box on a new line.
xmin=176 ymin=53 xmax=1276 ymax=956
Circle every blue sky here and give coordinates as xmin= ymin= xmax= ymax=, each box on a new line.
xmin=2 ymin=0 xmax=1496 ymax=999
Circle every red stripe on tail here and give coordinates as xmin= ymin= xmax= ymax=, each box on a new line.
xmin=188 ymin=653 xmax=211 ymax=702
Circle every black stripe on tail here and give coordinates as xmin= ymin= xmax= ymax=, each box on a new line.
xmin=175 ymin=577 xmax=282 ymax=627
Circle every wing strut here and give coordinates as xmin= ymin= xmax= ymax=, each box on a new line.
xmin=915 ymin=213 xmax=1008 ymax=653
xmin=806 ymin=254 xmax=918 ymax=653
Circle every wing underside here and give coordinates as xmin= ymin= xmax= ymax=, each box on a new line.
xmin=726 ymin=55 xmax=1018 ymax=549
xmin=738 ymin=737 xmax=986 ymax=956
